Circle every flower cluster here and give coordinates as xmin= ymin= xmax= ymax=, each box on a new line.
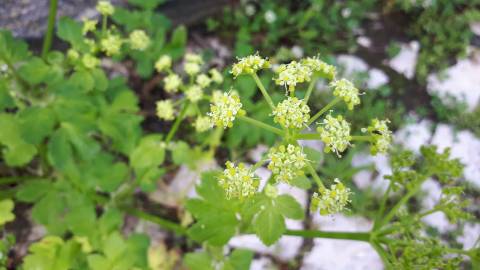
xmin=362 ymin=118 xmax=392 ymax=155
xmin=163 ymin=74 xmax=181 ymax=93
xmin=301 ymin=57 xmax=336 ymax=80
xmin=129 ymin=30 xmax=150 ymax=51
xmin=268 ymin=144 xmax=307 ymax=183
xmin=193 ymin=116 xmax=212 ymax=133
xmin=271 ymin=97 xmax=310 ymax=129
xmin=156 ymin=100 xmax=175 ymax=121
xmin=185 ymin=85 xmax=203 ymax=103
xmin=274 ymin=61 xmax=312 ymax=92
xmin=231 ymin=55 xmax=270 ymax=77
xmin=330 ymin=79 xmax=361 ymax=110
xmin=155 ymin=55 xmax=172 ymax=73
xmin=207 ymin=91 xmax=243 ymax=128
xmin=96 ymin=1 xmax=114 ymax=16
xmin=317 ymin=115 xmax=352 ymax=156
xmin=100 ymin=33 xmax=122 ymax=56
xmin=219 ymin=162 xmax=259 ymax=200
xmin=310 ymin=179 xmax=351 ymax=215
xmin=184 ymin=53 xmax=203 ymax=76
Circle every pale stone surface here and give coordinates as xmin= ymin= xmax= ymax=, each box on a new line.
xmin=302 ymin=214 xmax=383 ymax=270
xmin=388 ymin=41 xmax=420 ymax=79
xmin=427 ymin=56 xmax=480 ymax=111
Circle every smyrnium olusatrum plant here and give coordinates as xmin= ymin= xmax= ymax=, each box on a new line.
xmin=183 ymin=55 xmax=476 ymax=268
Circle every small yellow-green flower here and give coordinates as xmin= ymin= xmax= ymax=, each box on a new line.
xmin=301 ymin=57 xmax=336 ymax=80
xmin=196 ymin=74 xmax=212 ymax=88
xmin=82 ymin=54 xmax=99 ymax=69
xmin=82 ymin=19 xmax=97 ymax=35
xmin=185 ymin=53 xmax=203 ymax=64
xmin=209 ymin=68 xmax=223 ymax=84
xmin=274 ymin=61 xmax=312 ymax=92
xmin=330 ymin=79 xmax=361 ymax=110
xmin=310 ymin=179 xmax=351 ymax=215
xmin=156 ymin=100 xmax=175 ymax=121
xmin=163 ymin=74 xmax=181 ymax=93
xmin=268 ymin=144 xmax=307 ymax=183
xmin=271 ymin=97 xmax=310 ymax=129
xmin=155 ymin=55 xmax=172 ymax=73
xmin=317 ymin=114 xmax=352 ymax=156
xmin=184 ymin=62 xmax=201 ymax=76
xmin=96 ymin=1 xmax=114 ymax=16
xmin=207 ymin=91 xmax=243 ymax=129
xmin=100 ymin=33 xmax=122 ymax=56
xmin=185 ymin=85 xmax=203 ymax=103
xmin=67 ymin=49 xmax=79 ymax=61
xmin=129 ymin=30 xmax=150 ymax=51
xmin=231 ymin=54 xmax=270 ymax=77
xmin=193 ymin=116 xmax=212 ymax=133
xmin=219 ymin=161 xmax=259 ymax=200
xmin=362 ymin=118 xmax=392 ymax=155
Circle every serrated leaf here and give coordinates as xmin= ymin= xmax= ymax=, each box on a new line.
xmin=0 ymin=199 xmax=15 ymax=226
xmin=290 ymin=175 xmax=311 ymax=189
xmin=16 ymin=179 xmax=52 ymax=203
xmin=275 ymin=195 xmax=304 ymax=220
xmin=0 ymin=30 xmax=30 ymax=62
xmin=18 ymin=57 xmax=50 ymax=85
xmin=47 ymin=128 xmax=73 ymax=171
xmin=57 ymin=17 xmax=87 ymax=51
xmin=224 ymin=249 xmax=254 ymax=270
xmin=184 ymin=252 xmax=213 ymax=270
xmin=253 ymin=201 xmax=286 ymax=246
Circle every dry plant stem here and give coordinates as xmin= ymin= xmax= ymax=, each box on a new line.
xmin=251 ymin=73 xmax=275 ymax=110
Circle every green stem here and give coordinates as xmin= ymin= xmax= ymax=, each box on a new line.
xmin=295 ymin=133 xmax=320 ymax=140
xmin=305 ymin=162 xmax=324 ymax=189
xmin=251 ymin=73 xmax=275 ymax=110
xmin=371 ymin=241 xmax=392 ymax=267
xmin=304 ymin=77 xmax=318 ymax=103
xmin=238 ymin=115 xmax=284 ymax=136
xmin=41 ymin=0 xmax=58 ymax=58
xmin=165 ymin=101 xmax=190 ymax=144
xmin=285 ymin=229 xmax=370 ymax=242
xmin=102 ymin=15 xmax=108 ymax=36
xmin=351 ymin=135 xmax=373 ymax=142
xmin=373 ymin=182 xmax=392 ymax=230
xmin=123 ymin=208 xmax=187 ymax=236
xmin=379 ymin=182 xmax=422 ymax=228
xmin=307 ymin=97 xmax=341 ymax=125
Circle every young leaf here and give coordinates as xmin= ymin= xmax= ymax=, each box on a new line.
xmin=253 ymin=203 xmax=286 ymax=246
xmin=275 ymin=194 xmax=304 ymax=220
xmin=184 ymin=252 xmax=214 ymax=270
xmin=16 ymin=179 xmax=52 ymax=203
xmin=0 ymin=199 xmax=15 ymax=226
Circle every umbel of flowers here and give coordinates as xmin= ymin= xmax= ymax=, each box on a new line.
xmin=66 ymin=1 xmax=152 ymax=70
xmin=199 ymin=54 xmax=393 ymax=216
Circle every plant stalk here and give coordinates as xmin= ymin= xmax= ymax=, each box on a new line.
xmin=41 ymin=0 xmax=59 ymax=58
xmin=252 ymin=73 xmax=275 ymax=110
xmin=165 ymin=101 xmax=190 ymax=144
xmin=238 ymin=115 xmax=284 ymax=135
xmin=307 ymin=97 xmax=341 ymax=125
xmin=285 ymin=229 xmax=370 ymax=242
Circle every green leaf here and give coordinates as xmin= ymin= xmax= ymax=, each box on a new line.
xmin=16 ymin=179 xmax=52 ymax=203
xmin=0 ymin=199 xmax=15 ymax=226
xmin=18 ymin=57 xmax=50 ymax=85
xmin=31 ymin=191 xmax=67 ymax=234
xmin=19 ymin=107 xmax=56 ymax=145
xmin=69 ymin=70 xmax=95 ymax=92
xmin=23 ymin=236 xmax=80 ymax=270
xmin=57 ymin=17 xmax=87 ymax=51
xmin=304 ymin=146 xmax=323 ymax=169
xmin=47 ymin=128 xmax=73 ymax=171
xmin=128 ymin=0 xmax=165 ymax=9
xmin=0 ymin=113 xmax=37 ymax=166
xmin=224 ymin=249 xmax=254 ymax=270
xmin=275 ymin=195 xmax=304 ymax=220
xmin=184 ymin=252 xmax=213 ymax=270
xmin=290 ymin=175 xmax=311 ymax=189
xmin=253 ymin=200 xmax=286 ymax=245
xmin=130 ymin=135 xmax=165 ymax=171
xmin=0 ymin=30 xmax=30 ymax=62
xmin=162 ymin=25 xmax=187 ymax=60
xmin=0 ymin=80 xmax=14 ymax=110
